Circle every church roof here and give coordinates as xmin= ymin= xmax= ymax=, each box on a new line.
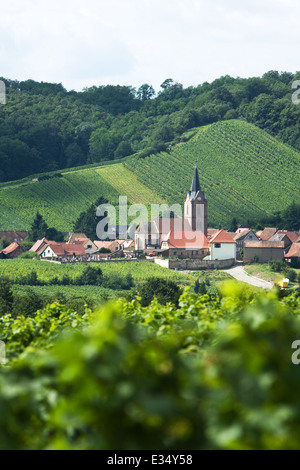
xmin=191 ymin=165 xmax=201 ymax=193
xmin=164 ymin=230 xmax=210 ymax=250
xmin=187 ymin=165 xmax=207 ymax=202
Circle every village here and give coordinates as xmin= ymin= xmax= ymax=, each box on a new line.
xmin=0 ymin=166 xmax=299 ymax=271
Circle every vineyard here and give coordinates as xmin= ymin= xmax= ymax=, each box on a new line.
xmin=0 ymin=119 xmax=299 ymax=231
xmin=0 ymin=283 xmax=300 ymax=450
xmin=0 ymin=166 xmax=162 ymax=231
xmin=125 ymin=120 xmax=300 ymax=227
xmin=0 ymin=259 xmax=190 ymax=284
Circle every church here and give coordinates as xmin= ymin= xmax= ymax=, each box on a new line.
xmin=135 ymin=165 xmax=211 ymax=260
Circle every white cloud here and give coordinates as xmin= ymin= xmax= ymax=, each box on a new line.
xmin=0 ymin=0 xmax=299 ymax=91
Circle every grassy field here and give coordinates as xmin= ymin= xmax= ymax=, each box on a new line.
xmin=245 ymin=264 xmax=300 ymax=286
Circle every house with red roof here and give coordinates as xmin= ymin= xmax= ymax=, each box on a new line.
xmin=40 ymin=243 xmax=86 ymax=260
xmin=256 ymin=228 xmax=278 ymax=241
xmin=285 ymin=243 xmax=300 ymax=267
xmin=209 ymin=230 xmax=237 ymax=261
xmin=30 ymin=238 xmax=59 ymax=254
xmin=0 ymin=242 xmax=23 ymax=259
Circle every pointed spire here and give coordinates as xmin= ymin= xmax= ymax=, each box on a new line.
xmin=191 ymin=164 xmax=201 ymax=193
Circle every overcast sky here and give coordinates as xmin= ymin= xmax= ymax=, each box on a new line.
xmin=1 ymin=0 xmax=300 ymax=92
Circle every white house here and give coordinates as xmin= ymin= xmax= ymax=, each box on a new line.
xmin=40 ymin=243 xmax=86 ymax=260
xmin=209 ymin=230 xmax=237 ymax=261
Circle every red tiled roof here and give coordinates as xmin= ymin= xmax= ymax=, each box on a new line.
xmin=256 ymin=228 xmax=277 ymax=241
xmin=44 ymin=244 xmax=86 ymax=256
xmin=207 ymin=229 xmax=219 ymax=239
xmin=227 ymin=232 xmax=237 ymax=240
xmin=30 ymin=239 xmax=46 ymax=252
xmin=244 ymin=241 xmax=285 ymax=248
xmin=209 ymin=230 xmax=237 ymax=244
xmin=2 ymin=242 xmax=20 ymax=255
xmin=277 ymin=231 xmax=300 ymax=243
xmin=0 ymin=231 xmax=28 ymax=242
xmin=285 ymin=243 xmax=300 ymax=258
xmin=94 ymin=240 xmax=122 ymax=251
xmin=167 ymin=230 xmax=210 ymax=250
xmin=30 ymin=238 xmax=59 ymax=252
xmin=234 ymin=229 xmax=251 ymax=241
xmin=68 ymin=233 xmax=88 ymax=244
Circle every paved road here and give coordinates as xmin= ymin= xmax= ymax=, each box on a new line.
xmin=224 ymin=266 xmax=274 ymax=289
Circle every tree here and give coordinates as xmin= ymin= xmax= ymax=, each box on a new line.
xmin=0 ymin=237 xmax=11 ymax=251
xmin=0 ymin=277 xmax=13 ymax=316
xmin=114 ymin=141 xmax=133 ymax=159
xmin=30 ymin=212 xmax=48 ymax=241
xmin=160 ymin=79 xmax=174 ymax=90
xmin=30 ymin=212 xmax=64 ymax=242
xmin=45 ymin=227 xmax=64 ymax=243
xmin=137 ymin=84 xmax=155 ymax=101
xmin=229 ymin=218 xmax=238 ymax=232
xmin=76 ymin=266 xmax=103 ymax=286
xmin=282 ymin=202 xmax=300 ymax=231
xmin=74 ymin=197 xmax=109 ymax=241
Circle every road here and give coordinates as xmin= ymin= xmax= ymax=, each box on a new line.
xmin=224 ymin=265 xmax=274 ymax=290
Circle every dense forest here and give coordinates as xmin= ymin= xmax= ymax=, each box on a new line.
xmin=0 ymin=71 xmax=300 ymax=183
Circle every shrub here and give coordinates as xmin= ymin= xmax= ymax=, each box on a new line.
xmin=18 ymin=251 xmax=37 ymax=260
xmin=12 ymin=290 xmax=43 ymax=317
xmin=76 ymin=265 xmax=103 ymax=286
xmin=269 ymin=260 xmax=286 ymax=273
xmin=99 ymin=248 xmax=111 ymax=254
xmin=283 ymin=268 xmax=297 ymax=283
xmin=139 ymin=277 xmax=181 ymax=307
xmin=103 ymin=273 xmax=135 ymax=290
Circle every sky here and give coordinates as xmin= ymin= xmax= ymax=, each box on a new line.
xmin=1 ymin=0 xmax=300 ymax=92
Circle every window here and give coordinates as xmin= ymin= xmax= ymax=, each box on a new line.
xmin=215 ymin=243 xmax=221 ymax=249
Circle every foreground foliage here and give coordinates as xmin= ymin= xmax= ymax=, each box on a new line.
xmin=0 ymin=283 xmax=300 ymax=450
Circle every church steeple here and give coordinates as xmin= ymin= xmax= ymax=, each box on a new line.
xmin=184 ymin=164 xmax=208 ymax=237
xmin=191 ymin=165 xmax=201 ymax=193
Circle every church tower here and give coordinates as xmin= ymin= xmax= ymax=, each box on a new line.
xmin=184 ymin=165 xmax=208 ymax=236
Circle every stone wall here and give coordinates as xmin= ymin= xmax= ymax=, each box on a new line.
xmin=155 ymin=258 xmax=235 ymax=270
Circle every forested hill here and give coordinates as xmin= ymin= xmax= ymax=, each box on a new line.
xmin=0 ymin=71 xmax=300 ymax=183
xmin=0 ymin=120 xmax=299 ymax=231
